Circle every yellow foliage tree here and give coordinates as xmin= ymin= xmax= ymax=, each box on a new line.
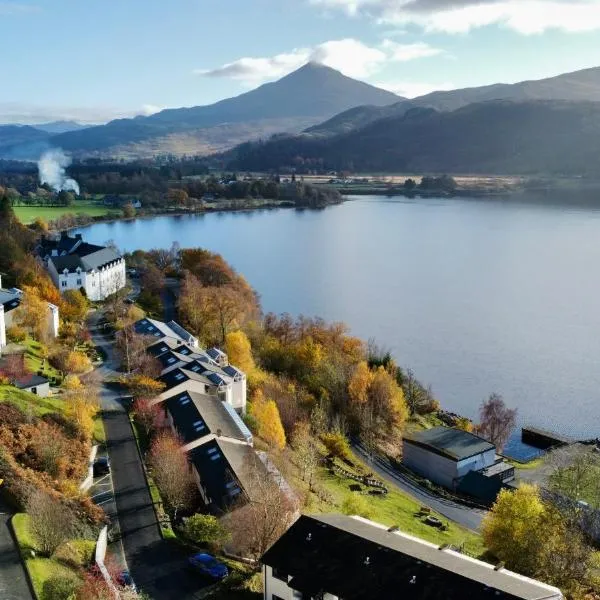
xmin=15 ymin=286 xmax=49 ymax=341
xmin=481 ymin=484 xmax=546 ymax=576
xmin=65 ymin=394 xmax=98 ymax=441
xmin=348 ymin=361 xmax=373 ymax=405
xmin=64 ymin=351 xmax=92 ymax=375
xmin=225 ymin=330 xmax=256 ymax=374
xmin=62 ymin=375 xmax=82 ymax=391
xmin=250 ymin=390 xmax=286 ymax=450
xmin=123 ymin=374 xmax=166 ymax=398
xmin=368 ymin=366 xmax=408 ymax=431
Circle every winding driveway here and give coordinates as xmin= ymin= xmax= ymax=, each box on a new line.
xmin=353 ymin=443 xmax=486 ymax=531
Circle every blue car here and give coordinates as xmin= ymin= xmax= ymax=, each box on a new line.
xmin=188 ymin=553 xmax=229 ymax=580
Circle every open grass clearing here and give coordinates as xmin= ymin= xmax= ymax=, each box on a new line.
xmin=0 ymin=384 xmax=66 ymax=417
xmin=312 ymin=461 xmax=485 ymax=558
xmin=22 ymin=337 xmax=61 ymax=382
xmin=13 ymin=202 xmax=117 ymax=224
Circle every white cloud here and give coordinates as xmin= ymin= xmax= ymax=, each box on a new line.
xmin=0 ymin=102 xmax=164 ymax=125
xmin=309 ymin=0 xmax=600 ymax=34
xmin=196 ymin=38 xmax=443 ymax=84
xmin=375 ymin=80 xmax=455 ymax=98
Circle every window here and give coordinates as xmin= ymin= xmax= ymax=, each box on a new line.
xmin=272 ymin=568 xmax=289 ymax=583
xmin=76 ymin=278 xmax=82 ymax=285
xmin=61 ymin=281 xmax=67 ymax=288
xmin=174 ymin=373 xmax=185 ymax=381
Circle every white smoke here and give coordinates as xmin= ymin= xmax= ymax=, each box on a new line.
xmin=38 ymin=148 xmax=80 ymax=194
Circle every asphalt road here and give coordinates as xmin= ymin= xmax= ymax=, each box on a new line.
xmin=89 ymin=311 xmax=208 ymax=599
xmin=353 ymin=444 xmax=486 ymax=531
xmin=0 ymin=501 xmax=33 ymax=600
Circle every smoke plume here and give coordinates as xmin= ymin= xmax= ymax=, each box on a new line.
xmin=38 ymin=149 xmax=80 ymax=194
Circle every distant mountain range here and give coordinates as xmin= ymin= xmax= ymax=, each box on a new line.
xmin=3 ymin=63 xmax=600 ymax=174
xmin=229 ymin=100 xmax=600 ymax=176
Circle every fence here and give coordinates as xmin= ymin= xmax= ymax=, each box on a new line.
xmin=80 ymin=444 xmax=98 ymax=492
xmin=95 ymin=526 xmax=120 ymax=599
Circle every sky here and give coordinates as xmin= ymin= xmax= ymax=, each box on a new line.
xmin=2 ymin=0 xmax=600 ymax=124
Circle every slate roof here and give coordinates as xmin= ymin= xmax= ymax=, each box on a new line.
xmin=15 ymin=374 xmax=49 ymax=389
xmin=147 ymin=338 xmax=179 ymax=357
xmin=165 ymin=390 xmax=251 ymax=445
xmin=188 ymin=438 xmax=265 ymax=511
xmin=404 ymin=427 xmax=495 ymax=461
xmin=261 ymin=515 xmax=563 ymax=600
xmin=51 ymin=246 xmax=121 ymax=274
xmin=0 ymin=288 xmax=21 ymax=313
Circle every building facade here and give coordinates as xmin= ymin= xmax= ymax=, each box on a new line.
xmin=402 ymin=427 xmax=501 ymax=490
xmin=39 ymin=233 xmax=126 ymax=301
xmin=0 ymin=276 xmax=59 ymax=350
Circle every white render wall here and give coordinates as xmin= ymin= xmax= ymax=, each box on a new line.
xmin=402 ymin=442 xmax=460 ymax=489
xmin=402 ymin=442 xmax=496 ymax=489
xmin=232 ymin=377 xmax=247 ymax=414
xmin=49 ymin=258 xmax=126 ymax=301
xmin=0 ymin=305 xmax=6 ymax=349
xmin=456 ymin=448 xmax=496 ymax=479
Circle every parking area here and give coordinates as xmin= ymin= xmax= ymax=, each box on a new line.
xmin=89 ymin=450 xmax=127 ymax=570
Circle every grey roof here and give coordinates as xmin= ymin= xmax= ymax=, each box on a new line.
xmin=15 ymin=374 xmax=49 ymax=389
xmin=164 ymin=390 xmax=251 ymax=444
xmin=0 ymin=288 xmax=21 ymax=313
xmin=166 ymin=320 xmax=196 ymax=343
xmin=51 ymin=246 xmax=121 ymax=273
xmin=404 ymin=427 xmax=495 ymax=461
xmin=262 ymin=514 xmax=563 ymax=600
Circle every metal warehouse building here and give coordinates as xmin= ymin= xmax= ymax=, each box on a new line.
xmin=402 ymin=426 xmax=497 ymax=490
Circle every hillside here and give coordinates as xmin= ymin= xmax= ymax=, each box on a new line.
xmin=306 ymin=65 xmax=600 ymax=138
xmin=45 ymin=63 xmax=399 ymax=159
xmin=228 ymin=100 xmax=600 ymax=176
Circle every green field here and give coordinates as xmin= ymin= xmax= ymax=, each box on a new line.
xmin=0 ymin=384 xmax=66 ymax=416
xmin=312 ymin=457 xmax=485 ymax=558
xmin=13 ymin=202 xmax=116 ymax=224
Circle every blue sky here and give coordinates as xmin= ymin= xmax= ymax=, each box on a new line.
xmin=2 ymin=0 xmax=600 ymax=123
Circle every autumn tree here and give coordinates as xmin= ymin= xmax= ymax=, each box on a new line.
xmin=132 ymin=397 xmax=161 ymax=438
xmin=348 ymin=361 xmax=372 ymax=406
xmin=64 ymin=391 xmax=99 ymax=441
xmin=250 ymin=390 xmax=286 ymax=450
xmin=225 ymin=330 xmax=255 ymax=374
xmin=27 ymin=489 xmax=79 ymax=556
xmin=61 ymin=289 xmax=89 ymax=323
xmin=223 ymin=453 xmax=297 ymax=559
xmin=404 ymin=369 xmax=437 ymax=415
xmin=0 ymin=352 xmax=28 ymax=383
xmin=140 ymin=263 xmax=165 ymax=295
xmin=291 ymin=422 xmax=319 ymax=489
xmin=15 ymin=287 xmax=50 ymax=341
xmin=148 ymin=431 xmax=195 ymax=519
xmin=368 ymin=366 xmax=408 ymax=431
xmin=122 ymin=374 xmax=165 ymax=399
xmin=167 ymin=188 xmax=188 ymax=206
xmin=482 ymin=484 xmax=593 ymax=595
xmin=116 ymin=328 xmax=159 ymax=375
xmin=477 ymin=393 xmax=517 ymax=451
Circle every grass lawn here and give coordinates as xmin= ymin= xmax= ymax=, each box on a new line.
xmin=310 ymin=456 xmax=485 ymax=558
xmin=93 ymin=415 xmax=106 ymax=444
xmin=22 ymin=337 xmax=61 ymax=382
xmin=0 ymin=384 xmax=66 ymax=417
xmin=12 ymin=513 xmax=84 ymax=597
xmin=13 ymin=202 xmax=117 ymax=224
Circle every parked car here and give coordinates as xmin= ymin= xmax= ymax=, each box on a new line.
xmin=93 ymin=456 xmax=110 ymax=477
xmin=116 ymin=570 xmax=137 ymax=592
xmin=188 ymin=553 xmax=228 ymax=580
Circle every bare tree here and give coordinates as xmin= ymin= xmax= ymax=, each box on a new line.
xmin=291 ymin=423 xmax=320 ymax=490
xmin=116 ymin=328 xmax=158 ymax=375
xmin=476 ymin=393 xmax=517 ymax=451
xmin=26 ymin=489 xmax=77 ymax=556
xmin=223 ymin=453 xmax=297 ymax=559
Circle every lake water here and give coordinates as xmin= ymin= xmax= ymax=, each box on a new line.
xmin=75 ymin=196 xmax=600 ymax=447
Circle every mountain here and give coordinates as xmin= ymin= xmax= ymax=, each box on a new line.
xmin=306 ymin=65 xmax=600 ymax=137
xmin=34 ymin=120 xmax=89 ymax=134
xmin=0 ymin=125 xmax=50 ymax=159
xmin=228 ymin=100 xmax=600 ymax=176
xmin=47 ymin=63 xmax=399 ymax=159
